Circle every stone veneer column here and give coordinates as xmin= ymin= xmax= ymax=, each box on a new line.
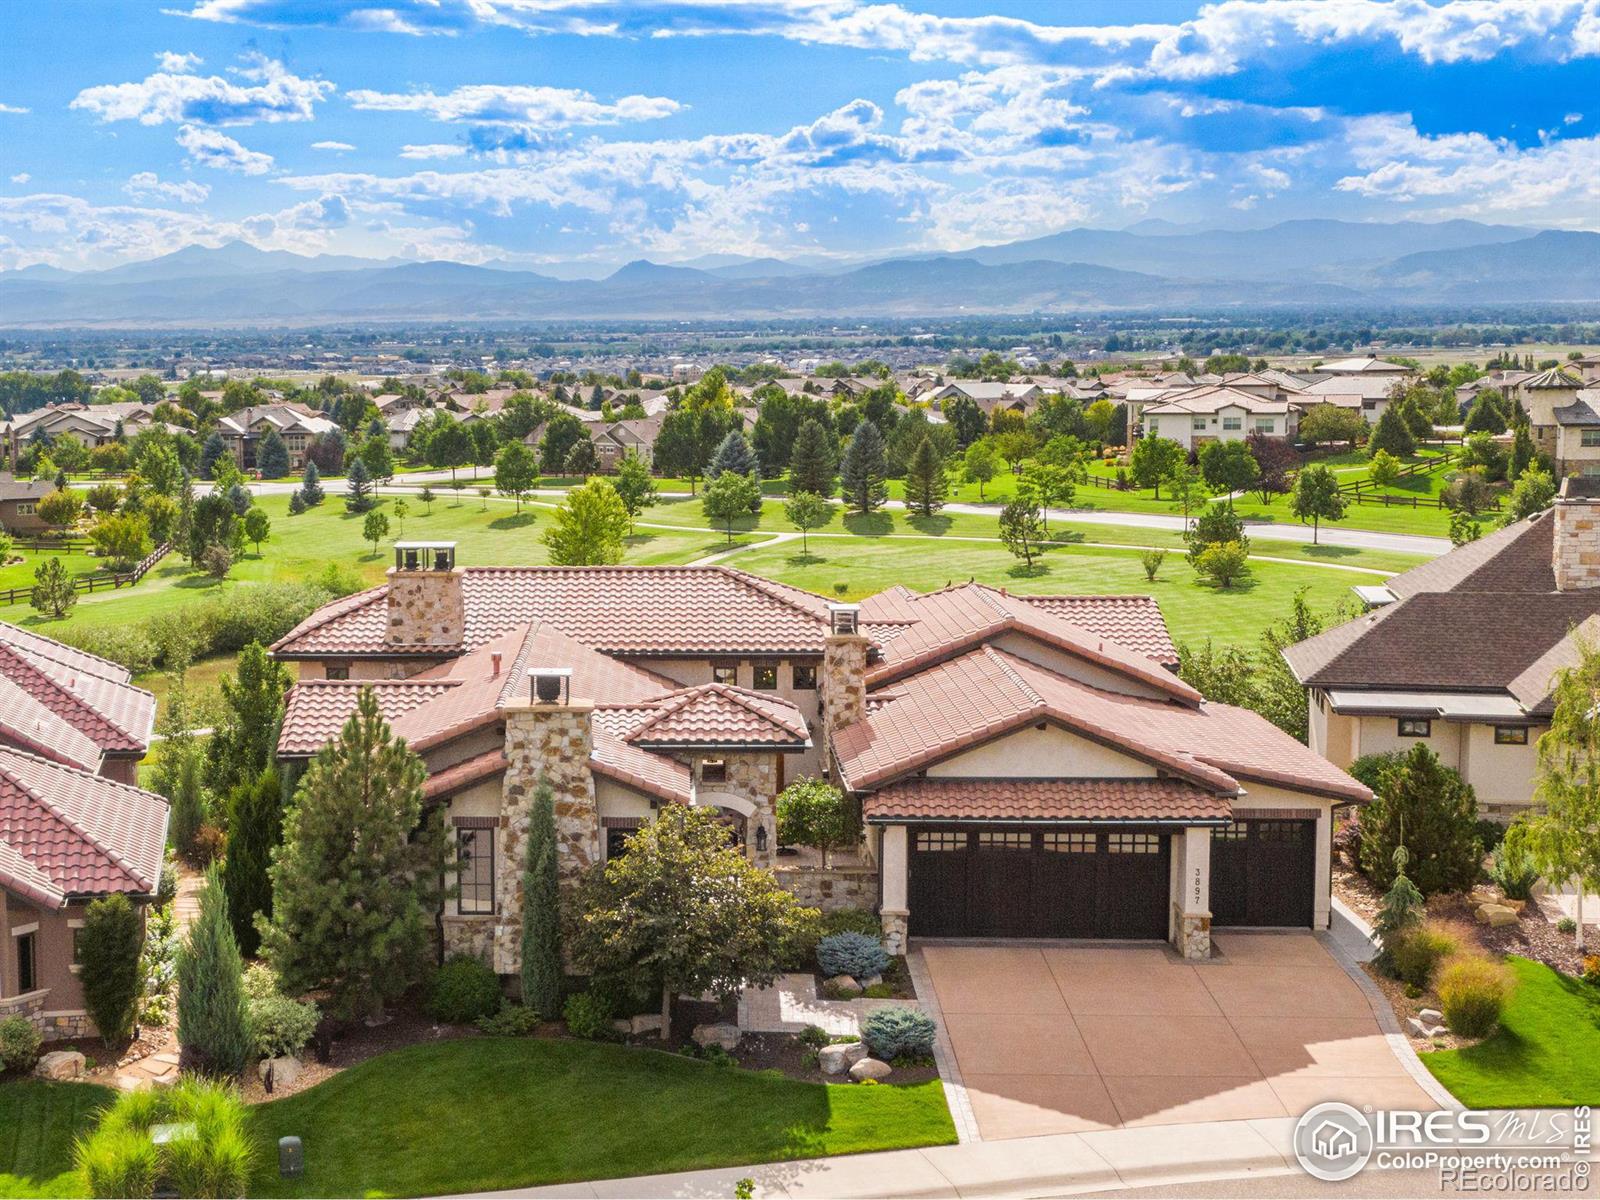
xmin=385 ymin=566 xmax=465 ymax=647
xmin=493 ymin=700 xmax=597 ymax=974
xmin=1171 ymin=826 xmax=1212 ymax=961
xmin=696 ymin=753 xmax=779 ymax=866
xmin=819 ymin=632 xmax=869 ymax=775
xmin=1552 ymin=491 xmax=1600 ymax=591
xmin=879 ymin=824 xmax=909 ymax=955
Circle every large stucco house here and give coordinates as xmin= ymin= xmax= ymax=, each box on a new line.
xmin=0 ymin=623 xmax=168 ymax=1041
xmin=1142 ymin=385 xmax=1298 ymax=449
xmin=272 ymin=550 xmax=1367 ymax=970
xmin=1285 ymin=477 xmax=1600 ymax=817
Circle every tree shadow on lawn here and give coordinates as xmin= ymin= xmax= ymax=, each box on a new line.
xmin=905 ymin=513 xmax=953 ymax=537
xmin=785 ymin=552 xmax=826 ymax=567
xmin=1006 ymin=561 xmax=1052 ymax=580
xmin=1299 ymin=543 xmax=1360 ymax=560
xmin=842 ymin=511 xmax=893 ymax=538
xmin=1197 ymin=574 xmax=1262 ymax=594
xmin=489 ymin=512 xmax=538 ymax=530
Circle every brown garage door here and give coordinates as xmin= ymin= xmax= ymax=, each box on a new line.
xmin=908 ymin=826 xmax=1170 ymax=939
xmin=1209 ymin=818 xmax=1317 ymax=928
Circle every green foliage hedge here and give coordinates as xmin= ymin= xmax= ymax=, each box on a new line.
xmin=426 ymin=955 xmax=504 ymax=1025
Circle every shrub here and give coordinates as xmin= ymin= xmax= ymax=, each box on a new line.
xmin=75 ymin=1077 xmax=256 ymax=1199
xmin=1140 ymin=548 xmax=1166 ymax=581
xmin=78 ymin=893 xmax=145 ymax=1044
xmin=1582 ymin=955 xmax=1600 ymax=986
xmin=797 ymin=1024 xmax=831 ymax=1049
xmin=426 ymin=955 xmax=503 ymax=1024
xmin=1559 ymin=917 xmax=1578 ymax=935
xmin=1474 ymin=819 xmax=1507 ymax=856
xmin=0 ymin=1015 xmax=43 ymax=1073
xmin=1358 ymin=744 xmax=1482 ymax=897
xmin=1487 ymin=842 xmax=1538 ymax=902
xmin=822 ymin=908 xmax=883 ymax=938
xmin=563 ymin=990 xmax=615 ymax=1040
xmin=1332 ymin=812 xmax=1362 ymax=864
xmin=477 ymin=1003 xmax=543 ymax=1037
xmin=817 ymin=931 xmax=890 ymax=981
xmin=861 ymin=1006 xmax=936 ymax=1060
xmin=241 ymin=970 xmax=319 ymax=1060
xmin=1390 ymin=923 xmax=1462 ymax=990
xmin=1437 ymin=955 xmax=1513 ymax=1038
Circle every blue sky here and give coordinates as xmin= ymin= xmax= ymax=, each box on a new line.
xmin=1 ymin=0 xmax=1596 ymax=273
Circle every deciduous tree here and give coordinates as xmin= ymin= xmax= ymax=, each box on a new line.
xmin=1290 ymin=464 xmax=1347 ymax=544
xmin=541 ymin=479 xmax=630 ymax=566
xmin=612 ymin=450 xmax=657 ymax=534
xmin=1129 ymin=436 xmax=1183 ymax=499
xmin=783 ymin=491 xmax=833 ymax=555
xmin=494 ymin=440 xmax=538 ymax=512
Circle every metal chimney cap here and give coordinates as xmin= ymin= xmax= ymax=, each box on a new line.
xmin=526 ymin=666 xmax=573 ymax=678
xmin=826 ymin=602 xmax=861 ymax=613
xmin=394 ymin=540 xmax=458 ymax=551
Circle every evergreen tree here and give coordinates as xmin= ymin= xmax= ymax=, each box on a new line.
xmin=1358 ymin=743 xmax=1482 ymax=897
xmin=904 ymin=435 xmax=948 ymax=516
xmin=78 ymin=893 xmax=143 ymax=1044
xmin=206 ymin=642 xmax=289 ymax=797
xmin=345 ymin=456 xmax=374 ymax=512
xmin=1372 ymin=845 xmax=1425 ymax=976
xmin=1463 ymin=393 xmax=1508 ymax=435
xmin=787 ymin=418 xmax=837 ymax=498
xmin=260 ymin=689 xmax=448 ymax=1021
xmin=298 ymin=461 xmax=324 ymax=507
xmin=839 ymin=420 xmax=888 ymax=515
xmin=199 ymin=431 xmax=227 ymax=480
xmin=707 ymin=429 xmax=761 ymax=504
xmin=520 ymin=777 xmax=561 ymax=1019
xmin=1367 ymin=406 xmax=1416 ymax=458
xmin=29 ymin=557 xmax=76 ymax=620
xmin=153 ymin=668 xmax=210 ymax=861
xmin=177 ymin=865 xmax=250 ymax=1075
xmin=1509 ymin=421 xmax=1535 ymax=480
xmin=256 ymin=428 xmax=291 ymax=478
xmin=225 ymin=481 xmax=251 ymax=517
xmin=222 ymin=767 xmax=282 ymax=959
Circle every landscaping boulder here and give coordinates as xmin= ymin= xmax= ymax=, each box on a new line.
xmin=1419 ymin=1008 xmax=1444 ymax=1024
xmin=849 ymin=1057 xmax=892 ymax=1082
xmin=33 ymin=1050 xmax=84 ymax=1081
xmin=818 ymin=1041 xmax=868 ymax=1075
xmin=611 ymin=1019 xmax=633 ymax=1035
xmin=629 ymin=1014 xmax=664 ymax=1037
xmin=1407 ymin=1016 xmax=1446 ymax=1039
xmin=1476 ymin=903 xmax=1519 ymax=927
xmin=824 ymin=974 xmax=862 ymax=996
xmin=1468 ymin=889 xmax=1499 ymax=908
xmin=691 ymin=1023 xmax=740 ymax=1052
xmin=258 ymin=1056 xmax=302 ymax=1091
xmin=1501 ymin=899 xmax=1527 ymax=913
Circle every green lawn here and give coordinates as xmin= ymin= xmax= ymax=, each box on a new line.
xmin=0 ymin=1081 xmax=114 ymax=1199
xmin=251 ymin=1039 xmax=953 ymax=1199
xmin=0 ymin=548 xmax=112 ymax=599
xmin=1424 ymin=958 xmax=1600 ymax=1109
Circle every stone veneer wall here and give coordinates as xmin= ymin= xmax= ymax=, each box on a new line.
xmin=697 ymin=753 xmax=779 ymax=866
xmin=774 ymin=865 xmax=879 ymax=911
xmin=0 ymin=992 xmax=92 ymax=1042
xmin=1172 ymin=908 xmax=1211 ymax=961
xmin=819 ymin=634 xmax=869 ymax=774
xmin=385 ymin=567 xmax=465 ymax=647
xmin=492 ymin=703 xmax=597 ymax=975
xmin=1553 ymin=499 xmax=1600 ymax=591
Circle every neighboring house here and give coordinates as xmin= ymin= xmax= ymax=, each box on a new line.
xmin=387 ymin=404 xmax=449 ymax=452
xmin=926 ymin=380 xmax=1045 ymax=418
xmin=4 ymin=402 xmax=160 ymax=461
xmin=1142 ymin=386 xmax=1297 ymax=448
xmin=1510 ymin=367 xmax=1585 ymax=463
xmin=590 ymin=414 xmax=664 ymax=471
xmin=1551 ymin=390 xmax=1600 ymax=479
xmin=0 ymin=621 xmax=165 ymax=1042
xmin=1297 ymin=376 xmax=1396 ymax=425
xmin=0 ymin=474 xmax=57 ymax=535
xmin=272 ymin=556 xmax=1366 ymax=969
xmin=1284 ymin=478 xmax=1600 ymax=817
xmin=217 ymin=404 xmax=338 ymax=472
xmin=1312 ymin=356 xmax=1413 ymax=378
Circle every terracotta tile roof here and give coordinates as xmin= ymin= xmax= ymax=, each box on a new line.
xmin=1015 ymin=595 xmax=1178 ymax=666
xmin=862 ymin=778 xmax=1232 ymax=823
xmin=0 ymin=622 xmax=155 ymax=770
xmin=592 ymin=730 xmax=692 ymax=805
xmin=271 ymin=566 xmax=834 ymax=660
xmin=277 ymin=679 xmax=457 ymax=756
xmin=833 ymin=646 xmax=1369 ymax=804
xmin=0 ymin=745 xmax=168 ymax=907
xmin=422 ymin=750 xmax=506 ymax=801
xmin=623 ymin=683 xmax=810 ymax=749
xmin=864 ymin=583 xmax=1197 ymax=703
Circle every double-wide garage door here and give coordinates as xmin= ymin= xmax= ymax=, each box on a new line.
xmin=908 ymin=826 xmax=1171 ymax=939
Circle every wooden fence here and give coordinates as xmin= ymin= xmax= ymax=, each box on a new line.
xmin=0 ymin=541 xmax=172 ymax=608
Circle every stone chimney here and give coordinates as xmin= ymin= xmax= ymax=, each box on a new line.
xmin=385 ymin=542 xmax=465 ymax=647
xmin=494 ymin=666 xmax=598 ymax=975
xmin=1552 ymin=477 xmax=1600 ymax=591
xmin=820 ymin=603 xmax=869 ymax=767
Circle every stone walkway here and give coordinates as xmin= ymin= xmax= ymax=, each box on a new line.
xmin=114 ymin=870 xmax=203 ymax=1092
xmin=738 ymin=973 xmax=922 ymax=1037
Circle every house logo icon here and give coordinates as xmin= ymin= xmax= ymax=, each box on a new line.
xmin=1294 ymin=1102 xmax=1374 ymax=1181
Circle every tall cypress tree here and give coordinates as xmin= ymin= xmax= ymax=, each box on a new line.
xmin=520 ymin=777 xmax=562 ymax=1018
xmin=222 ymin=767 xmax=283 ymax=958
xmin=788 ymin=418 xmax=838 ymax=498
xmin=904 ymin=434 xmax=948 ymax=517
xmin=839 ymin=420 xmax=888 ymax=514
xmin=177 ymin=864 xmax=250 ymax=1074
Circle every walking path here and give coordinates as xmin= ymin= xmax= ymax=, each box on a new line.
xmin=113 ymin=870 xmax=202 ymax=1092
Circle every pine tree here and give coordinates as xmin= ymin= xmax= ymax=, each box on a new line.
xmin=345 ymin=456 xmax=373 ymax=512
xmin=1372 ymin=844 xmax=1424 ymax=975
xmin=1509 ymin=421 xmax=1535 ymax=480
xmin=256 ymin=428 xmax=291 ymax=478
xmin=1367 ymin=406 xmax=1415 ymax=458
xmin=787 ymin=418 xmax=837 ymax=497
xmin=520 ymin=777 xmax=562 ymax=1019
xmin=259 ymin=689 xmax=447 ymax=1021
xmin=299 ymin=461 xmax=324 ymax=507
xmin=222 ymin=767 xmax=282 ymax=959
xmin=177 ymin=864 xmax=250 ymax=1075
xmin=225 ymin=481 xmax=251 ymax=517
xmin=839 ymin=420 xmax=888 ymax=515
xmin=904 ymin=434 xmax=948 ymax=516
xmin=199 ymin=431 xmax=227 ymax=480
xmin=206 ymin=641 xmax=289 ymax=797
xmin=708 ymin=430 xmax=760 ymax=480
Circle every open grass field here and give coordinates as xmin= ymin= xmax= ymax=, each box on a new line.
xmin=1424 ymin=957 xmax=1600 ymax=1109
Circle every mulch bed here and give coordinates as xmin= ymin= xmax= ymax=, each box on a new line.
xmin=733 ymin=1032 xmax=938 ymax=1085
xmin=813 ymin=955 xmax=916 ymax=1001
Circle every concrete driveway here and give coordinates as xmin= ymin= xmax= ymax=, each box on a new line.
xmin=921 ymin=932 xmax=1438 ymax=1141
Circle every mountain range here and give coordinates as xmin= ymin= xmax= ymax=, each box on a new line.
xmin=2 ymin=220 xmax=1595 ymax=327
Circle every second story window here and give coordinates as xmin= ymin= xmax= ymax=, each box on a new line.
xmin=711 ymin=661 xmax=738 ymax=685
xmin=1493 ymin=725 xmax=1529 ymax=745
xmin=325 ymin=664 xmax=349 ymax=681
xmin=700 ymin=759 xmax=727 ymax=785
xmin=792 ymin=663 xmax=817 ymax=690
xmin=1582 ymin=429 xmax=1600 ymax=448
xmin=1397 ymin=717 xmax=1432 ymax=738
xmin=753 ymin=661 xmax=779 ymax=690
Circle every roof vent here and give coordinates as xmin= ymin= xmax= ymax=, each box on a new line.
xmin=528 ymin=666 xmax=572 ymax=705
xmin=827 ymin=602 xmax=860 ymax=636
xmin=394 ymin=541 xmax=456 ymax=572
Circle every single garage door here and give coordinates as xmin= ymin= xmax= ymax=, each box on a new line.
xmin=908 ymin=826 xmax=1170 ymax=940
xmin=1209 ymin=818 xmax=1316 ymax=928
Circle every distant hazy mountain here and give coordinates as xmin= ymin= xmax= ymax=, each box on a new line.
xmin=2 ymin=223 xmax=1594 ymax=326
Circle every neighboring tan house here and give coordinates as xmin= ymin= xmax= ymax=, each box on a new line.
xmin=272 ymin=556 xmax=1366 ymax=969
xmin=1296 ymin=376 xmax=1396 ymax=426
xmin=1511 ymin=367 xmax=1586 ymax=464
xmin=1312 ymin=356 xmax=1413 ymax=378
xmin=0 ymin=475 xmax=57 ymax=535
xmin=589 ymin=414 xmax=664 ymax=472
xmin=1551 ymin=390 xmax=1600 ymax=479
xmin=0 ymin=622 xmax=166 ymax=1041
xmin=926 ymin=380 xmax=1045 ymax=419
xmin=1142 ymin=386 xmax=1297 ymax=449
xmin=1284 ymin=477 xmax=1600 ymax=817
xmin=217 ymin=404 xmax=338 ymax=472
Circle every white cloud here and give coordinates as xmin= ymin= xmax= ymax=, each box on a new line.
xmin=347 ymin=84 xmax=682 ymax=128
xmin=400 ymin=144 xmax=467 ymax=159
xmin=9 ymin=174 xmax=29 ymax=184
xmin=1566 ymin=111 xmax=1584 ymax=123
xmin=0 ymin=103 xmax=29 ymax=115
xmin=123 ymin=171 xmax=211 ymax=203
xmin=156 ymin=50 xmax=203 ymax=73
xmin=70 ymin=52 xmax=333 ymax=125
xmin=177 ymin=124 xmax=274 ymax=174
xmin=311 ymin=140 xmax=355 ymax=151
